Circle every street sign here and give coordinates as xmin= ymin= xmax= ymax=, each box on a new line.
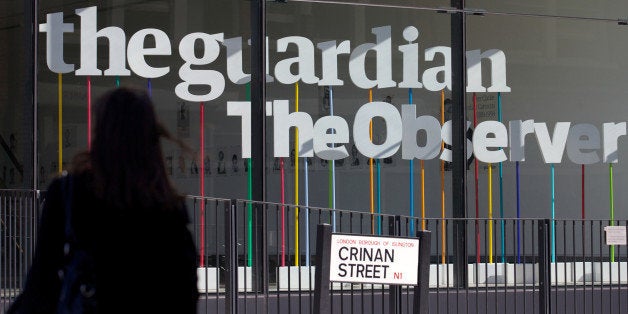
xmin=329 ymin=234 xmax=420 ymax=285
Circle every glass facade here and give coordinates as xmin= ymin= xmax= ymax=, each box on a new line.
xmin=2 ymin=0 xmax=628 ymax=222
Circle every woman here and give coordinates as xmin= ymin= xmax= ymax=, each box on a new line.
xmin=9 ymin=87 xmax=199 ymax=313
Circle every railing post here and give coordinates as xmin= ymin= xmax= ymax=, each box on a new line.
xmin=225 ymin=200 xmax=238 ymax=314
xmin=538 ymin=219 xmax=551 ymax=314
xmin=413 ymin=230 xmax=432 ymax=314
xmin=313 ymin=223 xmax=332 ymax=314
xmin=388 ymin=216 xmax=402 ymax=314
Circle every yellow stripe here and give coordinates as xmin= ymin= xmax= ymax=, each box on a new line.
xmin=58 ymin=73 xmax=63 ymax=174
xmin=489 ymin=163 xmax=493 ymax=263
xmin=294 ymin=82 xmax=299 ymax=266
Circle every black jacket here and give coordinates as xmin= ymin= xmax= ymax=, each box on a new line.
xmin=8 ymin=174 xmax=199 ymax=313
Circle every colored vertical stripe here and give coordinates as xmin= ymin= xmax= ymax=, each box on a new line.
xmin=115 ymin=77 xmax=120 ymax=87
xmin=369 ymin=89 xmax=374 ymax=234
xmin=498 ymin=92 xmax=505 ymax=263
xmin=440 ymin=90 xmax=446 ymax=264
xmin=376 ymin=157 xmax=381 ymax=235
xmin=421 ymin=160 xmax=425 ymax=231
xmin=488 ymin=162 xmax=493 ymax=263
xmin=551 ymin=164 xmax=556 ymax=263
xmin=294 ymin=82 xmax=300 ymax=266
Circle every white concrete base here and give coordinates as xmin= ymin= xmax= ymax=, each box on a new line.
xmin=571 ymin=262 xmax=628 ymax=284
xmin=512 ymin=263 xmax=537 ymax=285
xmin=238 ymin=266 xmax=253 ymax=292
xmin=197 ymin=267 xmax=219 ymax=293
xmin=277 ymin=266 xmax=315 ymax=291
xmin=599 ymin=262 xmax=628 ymax=284
xmin=429 ymin=264 xmax=454 ymax=287
xmin=330 ymin=282 xmax=354 ymax=290
xmin=550 ymin=262 xmax=572 ymax=285
xmin=265 ymin=262 xmax=627 ymax=291
xmin=468 ymin=263 xmax=509 ymax=286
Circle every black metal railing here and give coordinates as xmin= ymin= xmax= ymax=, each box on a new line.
xmin=2 ymin=191 xmax=628 ymax=313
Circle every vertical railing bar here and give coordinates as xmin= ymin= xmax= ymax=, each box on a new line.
xmin=360 ymin=212 xmax=365 ymax=314
xmin=287 ymin=205 xmax=292 ymax=311
xmin=7 ymin=194 xmax=11 ymax=300
xmin=534 ymin=220 xmax=538 ymax=314
xmin=484 ymin=219 xmax=488 ymax=313
xmin=10 ymin=194 xmax=15 ymax=302
xmin=213 ymin=199 xmax=219 ymax=314
xmin=562 ymin=221 xmax=566 ymax=314
xmin=12 ymin=192 xmax=16 ymax=302
xmin=474 ymin=219 xmax=478 ymax=313
xmin=21 ymin=195 xmax=26 ymax=303
xmin=0 ymin=193 xmax=4 ymax=303
xmin=338 ymin=211 xmax=345 ymax=313
xmin=512 ymin=219 xmax=524 ymax=313
xmin=308 ymin=207 xmax=314 ymax=309
xmin=264 ymin=202 xmax=270 ymax=314
xmin=552 ymin=223 xmax=556 ymax=314
xmin=581 ymin=218 xmax=586 ymax=314
xmin=446 ymin=219 xmax=450 ymax=314
xmin=225 ymin=199 xmax=238 ymax=314
xmin=496 ymin=220 xmax=501 ymax=314
xmin=6 ymin=193 xmax=11 ymax=301
xmin=298 ymin=206 xmax=303 ymax=314
xmin=434 ymin=220 xmax=439 ymax=314
xmin=8 ymin=193 xmax=13 ymax=302
xmin=608 ymin=219 xmax=613 ymax=313
xmin=572 ymin=221 xmax=576 ymax=314
xmin=458 ymin=221 xmax=469 ymax=313
xmin=502 ymin=218 xmax=525 ymax=314
xmin=1 ymin=194 xmax=5 ymax=303
xmin=621 ymin=220 xmax=626 ymax=313
xmin=276 ymin=203 xmax=280 ymax=297
xmin=593 ymin=220 xmax=604 ymax=313
xmin=349 ymin=211 xmax=355 ymax=314
xmin=589 ymin=220 xmax=593 ymax=314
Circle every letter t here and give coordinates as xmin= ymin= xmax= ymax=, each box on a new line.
xmin=39 ymin=12 xmax=75 ymax=73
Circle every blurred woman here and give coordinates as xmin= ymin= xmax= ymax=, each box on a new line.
xmin=9 ymin=87 xmax=198 ymax=313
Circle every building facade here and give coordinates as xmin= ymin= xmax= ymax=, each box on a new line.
xmin=3 ymin=0 xmax=628 ymax=223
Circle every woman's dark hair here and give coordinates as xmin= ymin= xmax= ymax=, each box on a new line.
xmin=74 ymin=87 xmax=182 ymax=211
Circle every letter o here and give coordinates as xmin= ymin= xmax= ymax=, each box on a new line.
xmin=353 ymin=102 xmax=402 ymax=158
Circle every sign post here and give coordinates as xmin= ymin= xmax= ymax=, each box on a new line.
xmin=314 ymin=223 xmax=431 ymax=314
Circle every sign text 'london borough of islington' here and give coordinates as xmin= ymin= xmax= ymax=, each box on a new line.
xmin=329 ymin=234 xmax=420 ymax=285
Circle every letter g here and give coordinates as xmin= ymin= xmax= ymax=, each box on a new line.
xmin=176 ymin=32 xmax=225 ymax=102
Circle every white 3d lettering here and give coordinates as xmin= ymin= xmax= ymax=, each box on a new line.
xmin=39 ymin=6 xmax=511 ymax=102
xmin=228 ymin=101 xmax=626 ymax=165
